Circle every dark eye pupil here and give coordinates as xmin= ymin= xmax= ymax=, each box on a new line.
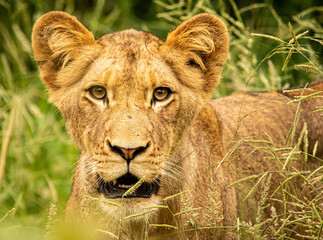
xmin=96 ymin=87 xmax=103 ymax=93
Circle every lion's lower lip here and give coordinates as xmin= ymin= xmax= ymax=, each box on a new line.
xmin=97 ymin=173 xmax=160 ymax=198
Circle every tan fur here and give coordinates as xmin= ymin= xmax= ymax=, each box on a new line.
xmin=32 ymin=12 xmax=323 ymax=239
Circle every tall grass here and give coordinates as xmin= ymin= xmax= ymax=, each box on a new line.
xmin=154 ymin=0 xmax=322 ymax=96
xmin=0 ymin=0 xmax=322 ymax=239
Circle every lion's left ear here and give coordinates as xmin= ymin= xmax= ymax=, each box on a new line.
xmin=32 ymin=11 xmax=98 ymax=92
xmin=161 ymin=14 xmax=229 ymax=95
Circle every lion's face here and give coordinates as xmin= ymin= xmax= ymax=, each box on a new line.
xmin=32 ymin=12 xmax=229 ymax=216
xmin=58 ymin=31 xmax=206 ymax=211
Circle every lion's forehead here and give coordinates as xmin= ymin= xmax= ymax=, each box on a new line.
xmin=97 ymin=29 xmax=163 ymax=49
xmin=95 ymin=30 xmax=170 ymax=75
xmin=82 ymin=36 xmax=178 ymax=96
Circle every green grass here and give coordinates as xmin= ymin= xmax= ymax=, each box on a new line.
xmin=0 ymin=0 xmax=322 ymax=239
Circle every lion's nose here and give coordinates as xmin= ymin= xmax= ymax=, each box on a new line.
xmin=108 ymin=141 xmax=150 ymax=164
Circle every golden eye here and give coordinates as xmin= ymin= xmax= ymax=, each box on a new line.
xmin=89 ymin=85 xmax=107 ymax=100
xmin=153 ymin=87 xmax=171 ymax=101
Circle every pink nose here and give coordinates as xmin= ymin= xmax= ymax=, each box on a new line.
xmin=108 ymin=142 xmax=150 ymax=164
xmin=119 ymin=147 xmax=139 ymax=161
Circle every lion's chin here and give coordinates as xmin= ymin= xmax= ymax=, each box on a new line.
xmin=97 ymin=173 xmax=160 ymax=198
xmin=96 ymin=193 xmax=162 ymax=221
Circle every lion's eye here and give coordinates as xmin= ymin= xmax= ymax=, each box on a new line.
xmin=153 ymin=87 xmax=171 ymax=101
xmin=89 ymin=85 xmax=107 ymax=100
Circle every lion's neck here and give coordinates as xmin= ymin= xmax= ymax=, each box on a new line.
xmin=145 ymin=103 xmax=237 ymax=238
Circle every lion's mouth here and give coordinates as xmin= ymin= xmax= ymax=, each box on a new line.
xmin=97 ymin=173 xmax=160 ymax=198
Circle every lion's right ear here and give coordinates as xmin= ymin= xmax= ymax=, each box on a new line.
xmin=161 ymin=14 xmax=229 ymax=96
xmin=32 ymin=11 xmax=96 ymax=90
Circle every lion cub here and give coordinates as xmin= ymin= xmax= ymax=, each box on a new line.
xmin=32 ymin=11 xmax=322 ymax=239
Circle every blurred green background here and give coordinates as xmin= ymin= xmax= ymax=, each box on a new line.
xmin=0 ymin=0 xmax=322 ymax=239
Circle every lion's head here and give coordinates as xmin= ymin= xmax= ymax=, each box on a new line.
xmin=32 ymin=12 xmax=228 ymax=217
